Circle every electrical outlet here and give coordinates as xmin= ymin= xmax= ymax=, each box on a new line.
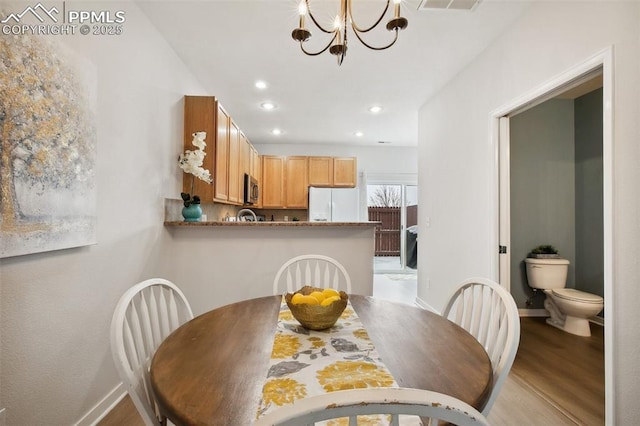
xmin=426 ymin=278 xmax=431 ymax=289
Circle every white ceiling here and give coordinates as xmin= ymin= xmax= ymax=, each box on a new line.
xmin=137 ymin=0 xmax=530 ymax=147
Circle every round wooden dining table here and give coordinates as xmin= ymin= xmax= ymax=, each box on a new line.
xmin=150 ymin=295 xmax=493 ymax=425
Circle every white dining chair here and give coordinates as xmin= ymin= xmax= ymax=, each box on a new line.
xmin=272 ymin=254 xmax=352 ymax=295
xmin=442 ymin=277 xmax=520 ymax=416
xmin=254 ymin=387 xmax=489 ymax=426
xmin=110 ymin=278 xmax=194 ymax=426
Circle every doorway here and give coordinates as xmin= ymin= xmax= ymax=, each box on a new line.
xmin=368 ymin=184 xmax=418 ymax=273
xmin=494 ymin=48 xmax=613 ymax=424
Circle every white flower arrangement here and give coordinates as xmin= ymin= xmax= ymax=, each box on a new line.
xmin=179 ymin=131 xmax=213 ymax=206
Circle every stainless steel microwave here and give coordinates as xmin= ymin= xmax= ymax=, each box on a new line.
xmin=244 ymin=173 xmax=259 ymax=205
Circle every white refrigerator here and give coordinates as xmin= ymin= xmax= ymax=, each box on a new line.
xmin=308 ymin=187 xmax=360 ymax=222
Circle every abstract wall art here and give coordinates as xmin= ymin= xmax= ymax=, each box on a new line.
xmin=0 ymin=35 xmax=97 ymax=258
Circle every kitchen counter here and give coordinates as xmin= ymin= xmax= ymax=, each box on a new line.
xmin=164 ymin=221 xmax=379 ymax=227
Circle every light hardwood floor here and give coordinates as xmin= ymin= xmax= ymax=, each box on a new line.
xmin=490 ymin=317 xmax=604 ymax=426
xmin=99 ymin=280 xmax=604 ymax=425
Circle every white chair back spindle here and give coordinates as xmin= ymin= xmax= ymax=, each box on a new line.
xmin=442 ymin=277 xmax=520 ymax=416
xmin=111 ymin=278 xmax=194 ymax=425
xmin=254 ymin=387 xmax=489 ymax=426
xmin=273 ymin=254 xmax=352 ymax=294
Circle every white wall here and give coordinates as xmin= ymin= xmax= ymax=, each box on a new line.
xmin=418 ymin=2 xmax=639 ymax=423
xmin=0 ymin=2 xmax=206 ymax=423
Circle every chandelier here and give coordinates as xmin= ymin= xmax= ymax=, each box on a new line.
xmin=292 ymin=0 xmax=408 ymax=65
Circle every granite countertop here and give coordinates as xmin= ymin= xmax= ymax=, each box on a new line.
xmin=164 ymin=221 xmax=380 ymax=227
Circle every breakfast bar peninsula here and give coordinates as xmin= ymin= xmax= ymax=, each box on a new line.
xmin=162 ymin=216 xmax=378 ymax=314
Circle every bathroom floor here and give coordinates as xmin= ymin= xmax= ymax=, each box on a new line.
xmin=510 ymin=317 xmax=605 ymax=424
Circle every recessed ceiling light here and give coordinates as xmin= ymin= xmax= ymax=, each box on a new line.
xmin=255 ymin=80 xmax=267 ymax=89
xmin=261 ymin=102 xmax=277 ymax=111
xmin=271 ymin=128 xmax=282 ymax=135
xmin=355 ymin=131 xmax=364 ymax=137
xmin=369 ymin=105 xmax=382 ymax=113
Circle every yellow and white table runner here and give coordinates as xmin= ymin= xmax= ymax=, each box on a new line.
xmin=256 ymin=298 xmax=412 ymax=424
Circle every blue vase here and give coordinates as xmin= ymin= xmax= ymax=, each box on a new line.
xmin=182 ymin=203 xmax=202 ymax=222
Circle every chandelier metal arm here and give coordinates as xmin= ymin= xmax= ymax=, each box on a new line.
xmin=300 ymin=33 xmax=339 ymax=56
xmin=304 ymin=0 xmax=335 ymax=34
xmin=348 ymin=0 xmax=391 ymax=33
xmin=351 ymin=26 xmax=400 ymax=51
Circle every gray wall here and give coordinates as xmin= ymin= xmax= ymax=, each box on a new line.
xmin=575 ymin=88 xmax=604 ymax=298
xmin=510 ymin=99 xmax=576 ymax=309
xmin=509 ymin=90 xmax=605 ymax=309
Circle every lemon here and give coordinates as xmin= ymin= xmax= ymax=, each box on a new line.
xmin=309 ymin=291 xmax=325 ymax=303
xmin=322 ymin=288 xmax=340 ymax=299
xmin=320 ymin=295 xmax=341 ymax=306
xmin=298 ymin=295 xmax=320 ymax=305
xmin=291 ymin=293 xmax=305 ymax=305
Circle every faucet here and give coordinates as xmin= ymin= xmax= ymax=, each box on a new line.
xmin=237 ymin=208 xmax=257 ymax=222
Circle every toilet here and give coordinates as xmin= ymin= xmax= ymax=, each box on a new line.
xmin=524 ymin=257 xmax=603 ymax=337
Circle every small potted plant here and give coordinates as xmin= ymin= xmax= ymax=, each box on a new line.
xmin=178 ymin=131 xmax=213 ymax=222
xmin=527 ymin=244 xmax=560 ymax=259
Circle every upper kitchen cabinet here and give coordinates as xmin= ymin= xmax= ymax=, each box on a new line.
xmin=333 ymin=157 xmax=357 ymax=187
xmin=308 ymin=156 xmax=333 ymax=187
xmin=285 ymin=156 xmax=309 ymax=208
xmin=250 ymin=145 xmax=261 ymax=206
xmin=239 ymin=131 xmax=251 ymax=178
xmin=261 ymin=156 xmax=309 ymax=208
xmin=214 ymin=103 xmax=230 ymax=202
xmin=308 ymin=156 xmax=357 ymax=188
xmin=227 ymin=120 xmax=242 ymax=204
xmin=184 ymin=95 xmax=259 ymax=206
xmin=183 ymin=96 xmax=217 ymax=201
xmin=261 ymin=155 xmax=285 ymax=208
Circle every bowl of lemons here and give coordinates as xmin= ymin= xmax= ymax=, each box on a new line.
xmin=285 ymin=285 xmax=348 ymax=330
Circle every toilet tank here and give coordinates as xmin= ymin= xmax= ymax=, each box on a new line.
xmin=524 ymin=258 xmax=569 ymax=289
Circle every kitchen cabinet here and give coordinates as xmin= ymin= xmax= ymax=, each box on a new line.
xmin=183 ymin=96 xmax=217 ymax=201
xmin=214 ymin=104 xmax=230 ymax=202
xmin=285 ymin=156 xmax=309 ymax=208
xmin=333 ymin=157 xmax=357 ymax=187
xmin=308 ymin=156 xmax=357 ymax=188
xmin=261 ymin=156 xmax=308 ymax=208
xmin=261 ymin=155 xmax=285 ymax=208
xmin=240 ymin=132 xmax=251 ymax=178
xmin=250 ymin=146 xmax=261 ymax=206
xmin=262 ymin=155 xmax=354 ymax=208
xmin=184 ymin=96 xmax=355 ymax=207
xmin=184 ymin=95 xmax=260 ymax=206
xmin=308 ymin=156 xmax=334 ymax=187
xmin=227 ymin=120 xmax=241 ymax=204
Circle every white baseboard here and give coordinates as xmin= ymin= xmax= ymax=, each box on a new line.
xmin=414 ymin=296 xmax=439 ymax=313
xmin=518 ymin=309 xmax=605 ymax=328
xmin=518 ymin=308 xmax=548 ymax=317
xmin=74 ymin=383 xmax=126 ymax=426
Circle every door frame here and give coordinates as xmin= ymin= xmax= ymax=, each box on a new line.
xmin=366 ymin=173 xmax=418 ymax=272
xmin=490 ymin=46 xmax=614 ymax=425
